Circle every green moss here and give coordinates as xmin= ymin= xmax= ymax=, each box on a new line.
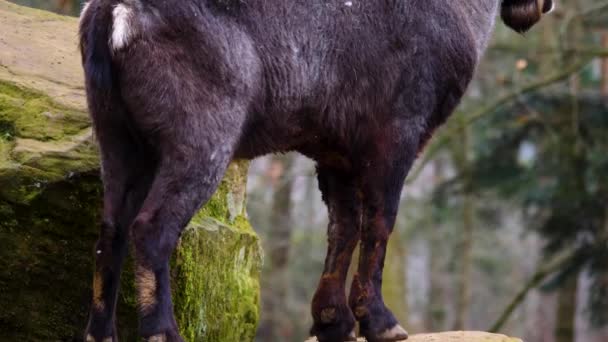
xmin=0 ymin=79 xmax=98 ymax=204
xmin=0 ymin=139 xmax=99 ymax=204
xmin=193 ymin=160 xmax=250 ymax=226
xmin=0 ymin=162 xmax=262 ymax=341
xmin=174 ymin=160 xmax=262 ymax=341
xmin=0 ymin=138 xmax=14 ymax=168
xmin=0 ymin=166 xmax=48 ymax=203
xmin=0 ymin=173 xmax=104 ymax=341
xmin=0 ymin=80 xmax=89 ymax=142
xmin=0 ymin=118 xmax=16 ymax=140
xmin=173 ymin=218 xmax=262 ymax=342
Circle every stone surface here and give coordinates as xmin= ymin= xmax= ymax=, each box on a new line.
xmin=0 ymin=1 xmax=262 ymax=341
xmin=305 ymin=331 xmax=524 ymax=342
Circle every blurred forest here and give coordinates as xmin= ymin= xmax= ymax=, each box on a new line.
xmin=12 ymin=0 xmax=608 ymax=341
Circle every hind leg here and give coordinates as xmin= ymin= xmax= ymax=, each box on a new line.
xmin=85 ymin=126 xmax=154 ymax=342
xmin=310 ymin=167 xmax=361 ymax=342
xmin=349 ymin=132 xmax=417 ymax=342
xmin=129 ymin=134 xmax=238 ymax=341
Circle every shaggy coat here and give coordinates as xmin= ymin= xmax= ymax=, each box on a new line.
xmin=79 ymin=0 xmax=553 ymax=341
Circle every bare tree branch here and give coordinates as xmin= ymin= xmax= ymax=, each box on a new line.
xmin=488 ymin=248 xmax=580 ymax=333
xmin=406 ymin=58 xmax=591 ymax=185
xmin=490 ymin=44 xmax=608 ymax=58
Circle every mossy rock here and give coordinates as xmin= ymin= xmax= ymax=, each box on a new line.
xmin=173 ymin=162 xmax=262 ymax=342
xmin=0 ymin=1 xmax=262 ymax=341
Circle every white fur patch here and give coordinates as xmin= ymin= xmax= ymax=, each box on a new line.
xmin=111 ymin=4 xmax=134 ymax=51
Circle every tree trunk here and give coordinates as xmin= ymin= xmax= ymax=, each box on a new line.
xmin=453 ymin=192 xmax=474 ymax=330
xmin=554 ymin=274 xmax=579 ymax=342
xmin=550 ymin=53 xmax=583 ymax=342
xmin=259 ymin=155 xmax=295 ymax=341
xmin=55 ymin=0 xmax=74 ymax=14
xmin=382 ymin=228 xmax=409 ymax=326
xmin=453 ymin=121 xmax=474 ymax=331
xmin=0 ymin=2 xmax=262 ymax=341
xmin=427 ymin=160 xmax=447 ymax=331
xmin=601 ymin=32 xmax=608 ymax=99
xmin=427 ymin=225 xmax=446 ymax=331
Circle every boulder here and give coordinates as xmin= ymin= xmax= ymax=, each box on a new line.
xmin=306 ymin=331 xmax=524 ymax=342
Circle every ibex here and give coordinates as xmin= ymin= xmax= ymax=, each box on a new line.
xmin=79 ymin=0 xmax=553 ymax=341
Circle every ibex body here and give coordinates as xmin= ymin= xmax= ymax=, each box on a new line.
xmin=79 ymin=0 xmax=553 ymax=341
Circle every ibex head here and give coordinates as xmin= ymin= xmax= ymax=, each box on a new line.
xmin=501 ymin=0 xmax=555 ymax=33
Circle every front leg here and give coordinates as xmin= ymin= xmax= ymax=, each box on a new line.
xmin=310 ymin=167 xmax=361 ymax=342
xmin=348 ymin=134 xmax=415 ymax=342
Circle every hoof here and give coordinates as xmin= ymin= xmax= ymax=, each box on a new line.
xmin=351 ymin=292 xmax=405 ymax=342
xmin=308 ymin=329 xmax=357 ymax=342
xmin=365 ymin=324 xmax=408 ymax=342
xmin=310 ymin=318 xmax=357 ymax=342
xmin=143 ymin=332 xmax=184 ymax=342
xmin=147 ymin=334 xmax=167 ymax=342
xmin=311 ymin=300 xmax=357 ymax=342
xmin=85 ymin=335 xmax=114 ymax=342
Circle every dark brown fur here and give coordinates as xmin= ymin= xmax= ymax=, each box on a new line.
xmin=79 ymin=0 xmax=550 ymax=341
